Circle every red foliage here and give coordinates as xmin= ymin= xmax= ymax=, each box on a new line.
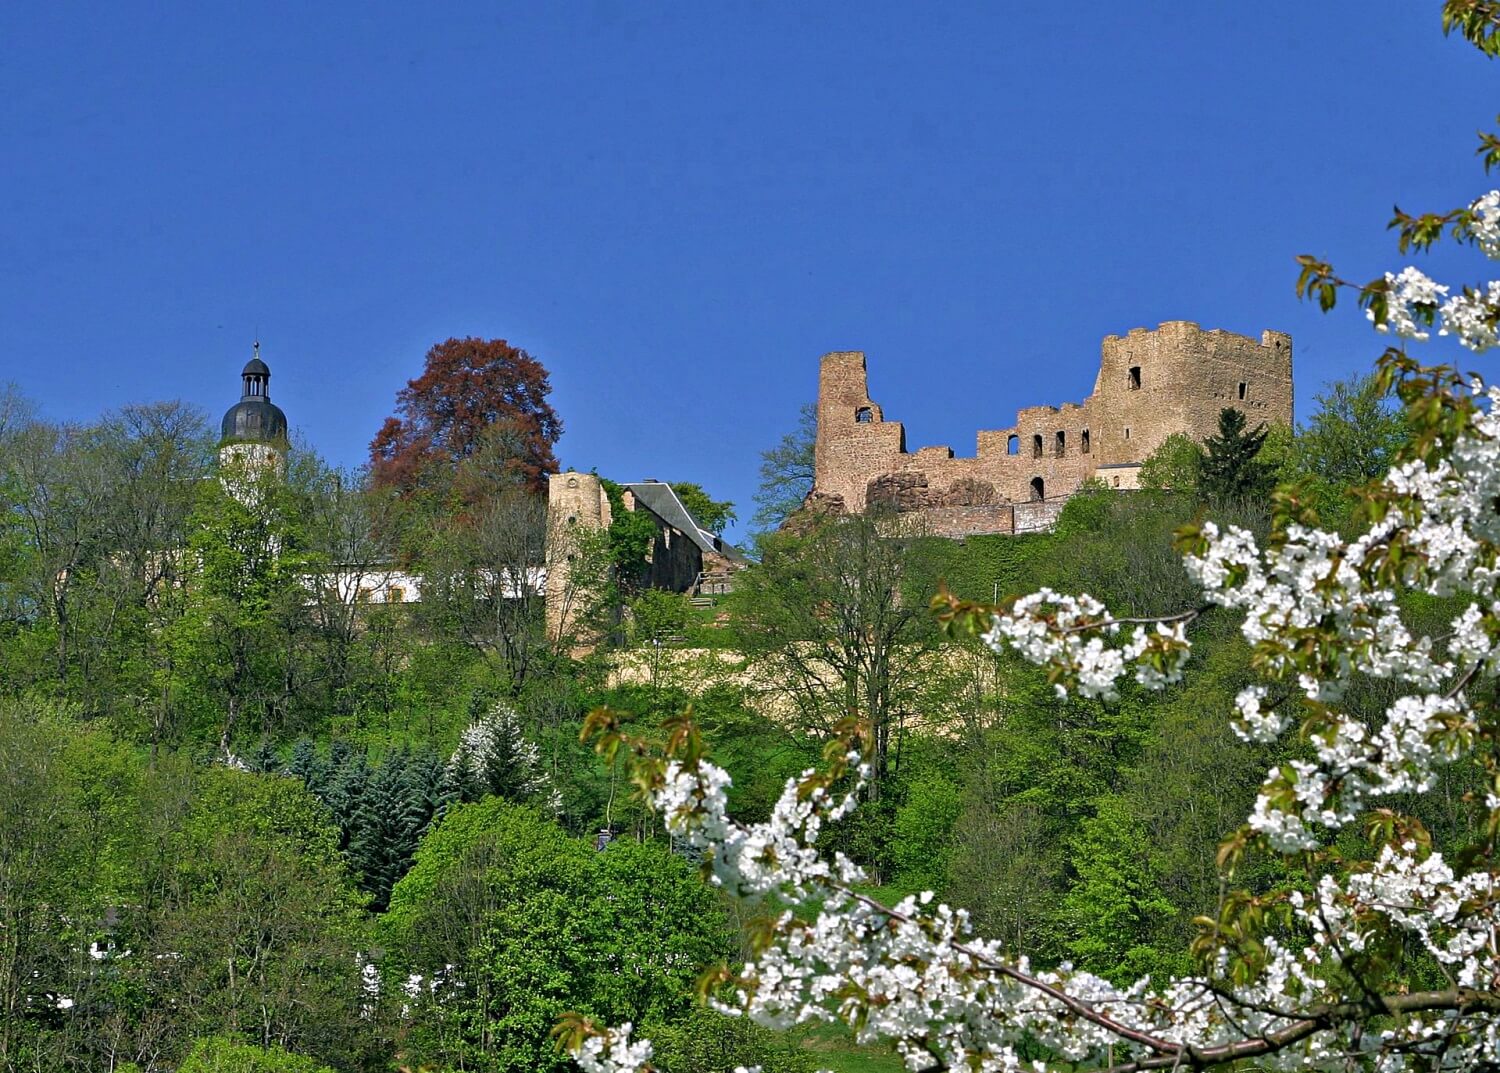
xmin=369 ymin=337 xmax=563 ymax=498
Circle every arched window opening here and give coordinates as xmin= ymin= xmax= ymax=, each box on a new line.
xmin=1081 ymin=429 xmax=1091 ymax=454
xmin=855 ymin=406 xmax=874 ymax=423
xmin=1030 ymin=476 xmax=1045 ymax=501
xmin=1032 ymin=434 xmax=1043 ymax=459
xmin=1006 ymin=434 xmax=1019 ymax=456
xmin=1055 ymin=430 xmax=1066 ymax=457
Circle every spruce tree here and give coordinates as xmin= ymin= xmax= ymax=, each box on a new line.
xmin=404 ymin=749 xmax=455 ymax=824
xmin=1198 ymin=407 xmax=1272 ymax=502
xmin=286 ymin=738 xmax=327 ymax=795
xmin=348 ymin=751 xmax=419 ymax=909
xmin=322 ymin=747 xmax=370 ymax=852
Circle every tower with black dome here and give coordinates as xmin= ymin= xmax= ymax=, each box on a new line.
xmin=219 ymin=343 xmax=289 ymax=481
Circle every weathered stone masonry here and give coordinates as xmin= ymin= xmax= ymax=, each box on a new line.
xmin=812 ymin=321 xmax=1293 ymax=536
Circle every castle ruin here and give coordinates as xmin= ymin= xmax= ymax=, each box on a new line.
xmin=811 ymin=320 xmax=1293 ymax=537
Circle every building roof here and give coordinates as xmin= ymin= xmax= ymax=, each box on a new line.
xmin=222 ymin=351 xmax=287 ymax=443
xmin=624 ymin=481 xmax=747 ymax=563
xmin=221 ymin=398 xmax=288 ymax=442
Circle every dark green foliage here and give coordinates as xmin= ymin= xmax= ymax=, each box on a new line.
xmin=286 ymin=738 xmax=326 ymax=792
xmin=281 ymin=739 xmax=455 ymax=909
xmin=246 ymin=738 xmax=279 ymax=773
xmin=1198 ymin=407 xmax=1273 ymax=503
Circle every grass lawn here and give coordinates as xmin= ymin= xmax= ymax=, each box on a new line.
xmin=798 ymin=1023 xmax=906 ymax=1073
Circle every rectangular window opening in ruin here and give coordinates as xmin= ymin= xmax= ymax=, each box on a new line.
xmin=1054 ymin=430 xmax=1065 ymax=457
xmin=1129 ymin=366 xmax=1141 ymax=390
xmin=1238 ymin=381 xmax=1247 ymax=401
xmin=856 ymin=406 xmax=873 ymax=423
xmin=1081 ymin=429 xmax=1091 ymax=454
xmin=1125 ymin=427 xmax=1131 ymax=440
xmin=1032 ymin=434 xmax=1043 ymax=458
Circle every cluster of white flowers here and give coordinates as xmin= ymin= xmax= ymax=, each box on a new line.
xmin=569 ymin=193 xmax=1500 ymax=1073
xmin=1468 ymin=189 xmax=1500 ymax=259
xmin=982 ymin=589 xmax=1188 ymax=701
xmin=572 ymin=1022 xmax=655 ymax=1073
xmin=1367 ymin=232 xmax=1500 ymax=355
xmin=1371 ymin=266 xmax=1448 ymax=341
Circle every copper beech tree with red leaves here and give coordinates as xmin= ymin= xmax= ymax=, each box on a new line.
xmin=369 ymin=337 xmax=563 ymax=499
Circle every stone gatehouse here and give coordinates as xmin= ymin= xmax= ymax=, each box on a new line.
xmin=811 ymin=320 xmax=1293 ymax=537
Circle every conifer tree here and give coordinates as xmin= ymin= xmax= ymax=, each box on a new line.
xmin=1197 ymin=407 xmax=1271 ymax=502
xmin=404 ymin=749 xmax=455 ymax=824
xmin=347 ymin=752 xmax=419 ymax=908
xmin=286 ymin=737 xmax=327 ymax=795
xmin=322 ymin=748 xmax=370 ymax=852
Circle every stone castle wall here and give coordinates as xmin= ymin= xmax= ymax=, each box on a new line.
xmin=544 ymin=471 xmax=613 ymax=647
xmin=812 ymin=321 xmax=1293 ymax=535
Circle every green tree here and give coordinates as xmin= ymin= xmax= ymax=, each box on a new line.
xmin=149 ymin=767 xmax=373 ymax=1066
xmin=1296 ymin=374 xmax=1408 ymax=488
xmin=891 ymin=773 xmax=963 ymax=895
xmin=641 ymin=1006 xmax=815 ymax=1073
xmin=752 ymin=402 xmax=816 ymax=531
xmin=668 ymin=482 xmax=736 ymax=534
xmin=1197 ymin=407 xmax=1272 ymax=503
xmin=1137 ymin=432 xmax=1203 ymax=493
xmin=1058 ymin=797 xmax=1185 ymax=984
xmin=728 ymin=513 xmax=933 ymax=820
xmin=166 ymin=456 xmax=311 ymax=751
xmin=382 ymin=801 xmax=732 ymax=1073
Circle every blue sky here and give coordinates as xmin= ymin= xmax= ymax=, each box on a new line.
xmin=2 ymin=3 xmax=1495 ymax=539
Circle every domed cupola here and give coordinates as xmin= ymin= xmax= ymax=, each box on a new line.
xmin=221 ymin=343 xmax=288 ymax=444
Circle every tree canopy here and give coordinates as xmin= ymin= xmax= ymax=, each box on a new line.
xmin=369 ymin=337 xmax=562 ymax=499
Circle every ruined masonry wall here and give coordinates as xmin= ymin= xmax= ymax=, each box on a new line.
xmin=812 ymin=321 xmax=1293 ymax=533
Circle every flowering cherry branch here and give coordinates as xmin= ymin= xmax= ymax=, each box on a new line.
xmin=557 ymin=170 xmax=1500 ymax=1072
